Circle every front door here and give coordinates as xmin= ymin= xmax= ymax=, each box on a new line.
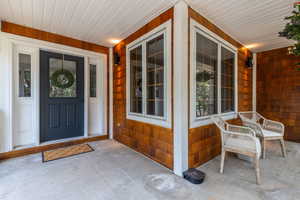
xmin=40 ymin=50 xmax=84 ymax=142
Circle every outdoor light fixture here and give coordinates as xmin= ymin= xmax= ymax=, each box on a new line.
xmin=110 ymin=39 xmax=121 ymax=44
xmin=114 ymin=52 xmax=120 ymax=65
xmin=244 ymin=43 xmax=260 ymax=49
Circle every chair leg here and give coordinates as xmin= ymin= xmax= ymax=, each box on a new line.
xmin=255 ymin=157 xmax=261 ymax=185
xmin=262 ymin=140 xmax=266 ymax=159
xmin=220 ymin=150 xmax=226 ymax=174
xmin=280 ymin=138 xmax=287 ymax=158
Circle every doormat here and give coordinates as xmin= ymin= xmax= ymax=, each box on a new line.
xmin=42 ymin=144 xmax=94 ymax=162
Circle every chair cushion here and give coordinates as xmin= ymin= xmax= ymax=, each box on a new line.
xmin=262 ymin=129 xmax=281 ymax=138
xmin=224 ymin=136 xmax=261 ymax=157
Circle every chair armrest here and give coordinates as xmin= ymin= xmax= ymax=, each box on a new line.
xmin=227 ymin=124 xmax=256 ymax=137
xmin=223 ymin=130 xmax=259 ymax=146
xmin=223 ymin=130 xmax=261 ymax=156
xmin=263 ymin=119 xmax=284 ymax=134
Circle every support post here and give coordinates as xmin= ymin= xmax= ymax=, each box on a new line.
xmin=109 ymin=47 xmax=114 ymax=139
xmin=173 ymin=0 xmax=189 ymax=176
xmin=252 ymin=53 xmax=257 ymax=111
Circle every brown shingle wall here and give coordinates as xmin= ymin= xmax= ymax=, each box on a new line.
xmin=257 ymin=47 xmax=300 ymax=142
xmin=113 ymin=8 xmax=174 ymax=169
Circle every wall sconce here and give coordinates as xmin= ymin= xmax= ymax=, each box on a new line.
xmin=245 ymin=56 xmax=253 ymax=68
xmin=114 ymin=52 xmax=120 ymax=65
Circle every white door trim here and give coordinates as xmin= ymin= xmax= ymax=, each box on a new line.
xmin=1 ymin=31 xmax=107 ymax=149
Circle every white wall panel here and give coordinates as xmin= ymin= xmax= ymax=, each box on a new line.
xmin=0 ymin=39 xmax=13 ymax=152
xmin=88 ymin=57 xmax=106 ymax=136
xmin=14 ymin=102 xmax=34 ymax=146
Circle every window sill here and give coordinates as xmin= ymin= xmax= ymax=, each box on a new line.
xmin=127 ymin=113 xmax=171 ymax=128
xmin=190 ymin=112 xmax=237 ymax=128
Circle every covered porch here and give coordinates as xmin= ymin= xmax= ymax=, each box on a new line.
xmin=0 ymin=0 xmax=299 ymax=199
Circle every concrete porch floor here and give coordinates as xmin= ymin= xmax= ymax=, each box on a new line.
xmin=0 ymin=140 xmax=299 ymax=200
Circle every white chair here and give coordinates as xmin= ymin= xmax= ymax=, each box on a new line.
xmin=239 ymin=111 xmax=287 ymax=159
xmin=211 ymin=116 xmax=262 ymax=184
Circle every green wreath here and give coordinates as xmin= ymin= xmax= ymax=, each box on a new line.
xmin=51 ymin=69 xmax=75 ymax=89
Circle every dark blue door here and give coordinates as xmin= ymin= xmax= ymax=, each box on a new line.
xmin=40 ymin=50 xmax=84 ymax=142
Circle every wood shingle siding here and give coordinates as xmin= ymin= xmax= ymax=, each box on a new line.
xmin=257 ymin=47 xmax=300 ymax=143
xmin=113 ymin=8 xmax=174 ymax=169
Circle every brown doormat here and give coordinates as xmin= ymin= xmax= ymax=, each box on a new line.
xmin=42 ymin=144 xmax=94 ymax=162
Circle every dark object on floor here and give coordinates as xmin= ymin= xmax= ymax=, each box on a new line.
xmin=183 ymin=168 xmax=205 ymax=184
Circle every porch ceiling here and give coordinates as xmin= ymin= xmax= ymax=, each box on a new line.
xmin=0 ymin=0 xmax=177 ymax=47
xmin=187 ymin=0 xmax=295 ymax=52
xmin=0 ymin=0 xmax=295 ymax=52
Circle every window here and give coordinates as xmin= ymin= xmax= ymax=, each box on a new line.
xmin=195 ymin=33 xmax=218 ymax=117
xmin=221 ymin=47 xmax=235 ymax=113
xmin=191 ymin=20 xmax=237 ymax=127
xmin=19 ymin=53 xmax=31 ymax=97
xmin=49 ymin=58 xmax=77 ymax=98
xmin=126 ymin=21 xmax=171 ymax=128
xmin=146 ymin=34 xmax=164 ymax=117
xmin=129 ymin=45 xmax=143 ymax=113
xmin=90 ymin=64 xmax=97 ymax=97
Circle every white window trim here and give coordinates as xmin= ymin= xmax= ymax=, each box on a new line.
xmin=190 ymin=19 xmax=238 ymax=128
xmin=126 ymin=20 xmax=172 ymax=128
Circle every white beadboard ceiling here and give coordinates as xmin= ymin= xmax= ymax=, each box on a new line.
xmin=0 ymin=0 xmax=295 ymax=52
xmin=187 ymin=0 xmax=295 ymax=52
xmin=0 ymin=0 xmax=177 ymax=47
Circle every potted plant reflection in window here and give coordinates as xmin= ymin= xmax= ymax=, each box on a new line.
xmin=196 ymin=70 xmax=214 ymax=117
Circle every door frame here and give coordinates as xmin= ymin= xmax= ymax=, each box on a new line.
xmin=2 ymin=32 xmax=107 ymax=150
xmin=40 ymin=50 xmax=85 ymax=142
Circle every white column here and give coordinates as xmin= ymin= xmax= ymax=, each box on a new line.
xmin=109 ymin=48 xmax=114 ymax=139
xmin=84 ymin=56 xmax=89 ymax=137
xmin=252 ymin=53 xmax=257 ymax=111
xmin=173 ymin=0 xmax=189 ymax=176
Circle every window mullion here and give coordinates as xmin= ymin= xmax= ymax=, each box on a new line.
xmin=217 ymin=44 xmax=222 ymax=114
xmin=142 ymin=42 xmax=147 ymax=116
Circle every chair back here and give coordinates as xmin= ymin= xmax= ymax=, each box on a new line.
xmin=239 ymin=111 xmax=263 ymax=136
xmin=211 ymin=115 xmax=227 ymax=145
xmin=239 ymin=111 xmax=261 ymax=123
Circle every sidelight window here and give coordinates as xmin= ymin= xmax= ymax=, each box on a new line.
xmin=90 ymin=64 xmax=97 ymax=98
xmin=18 ymin=53 xmax=31 ymax=97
